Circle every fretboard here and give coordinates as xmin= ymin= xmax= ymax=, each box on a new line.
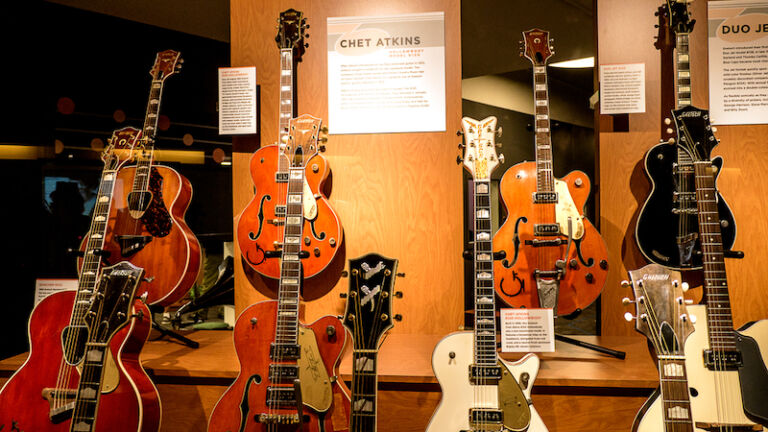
xmin=657 ymin=357 xmax=694 ymax=432
xmin=69 ymin=342 xmax=109 ymax=432
xmin=473 ymin=180 xmax=497 ymax=367
xmin=533 ymin=66 xmax=554 ymax=193
xmin=71 ymin=170 xmax=117 ymax=329
xmin=675 ymin=33 xmax=694 ymax=167
xmin=350 ymin=350 xmax=379 ymax=432
xmin=277 ymin=49 xmax=295 ymax=175
xmin=274 ymin=168 xmax=304 ymax=345
xmin=132 ymin=74 xmax=167 ymax=195
xmin=693 ymin=162 xmax=736 ymax=350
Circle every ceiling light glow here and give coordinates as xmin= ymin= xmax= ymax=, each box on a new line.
xmin=549 ymin=57 xmax=594 ymax=68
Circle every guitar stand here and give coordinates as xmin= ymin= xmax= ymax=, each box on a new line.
xmin=149 ymin=304 xmax=200 ymax=349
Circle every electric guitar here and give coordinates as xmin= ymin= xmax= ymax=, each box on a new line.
xmin=673 ymin=105 xmax=768 ymax=430
xmin=0 ymin=131 xmax=160 ymax=432
xmin=341 ymin=253 xmax=401 ymax=432
xmin=635 ymin=0 xmax=737 ymax=270
xmin=237 ymin=9 xmax=343 ymax=293
xmin=494 ymin=29 xmax=609 ymax=316
xmin=622 ymin=264 xmax=696 ymax=432
xmin=81 ymin=49 xmax=202 ymax=307
xmin=208 ymin=114 xmax=351 ymax=432
xmin=426 ymin=116 xmax=547 ymax=432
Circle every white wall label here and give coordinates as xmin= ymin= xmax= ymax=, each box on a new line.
xmin=599 ymin=63 xmax=646 ymax=114
xmin=708 ymin=0 xmax=768 ymax=125
xmin=34 ymin=279 xmax=78 ymax=306
xmin=327 ymin=12 xmax=446 ymax=134
xmin=500 ymin=308 xmax=555 ymax=353
xmin=218 ymin=67 xmax=258 ymax=134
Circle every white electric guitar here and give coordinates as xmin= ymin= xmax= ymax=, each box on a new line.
xmin=633 ymin=105 xmax=768 ymax=432
xmin=426 ymin=116 xmax=548 ymax=432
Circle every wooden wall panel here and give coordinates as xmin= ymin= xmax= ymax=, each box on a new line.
xmin=230 ymin=0 xmax=464 ymax=335
xmin=597 ymin=0 xmax=768 ymax=335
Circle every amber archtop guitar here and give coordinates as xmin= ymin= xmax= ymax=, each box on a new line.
xmin=0 ymin=132 xmax=160 ymax=432
xmin=237 ymin=9 xmax=344 ymax=292
xmin=493 ymin=29 xmax=609 ymax=316
xmin=208 ymin=114 xmax=351 ymax=432
xmin=635 ymin=0 xmax=737 ymax=271
xmin=81 ymin=49 xmax=202 ymax=307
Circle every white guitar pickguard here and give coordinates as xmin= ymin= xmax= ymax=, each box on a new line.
xmin=554 ymin=179 xmax=584 ymax=240
xmin=302 ymin=177 xmax=317 ymax=220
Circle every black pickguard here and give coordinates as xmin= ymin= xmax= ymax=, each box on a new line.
xmin=636 ymin=142 xmax=736 ymax=270
xmin=137 ymin=168 xmax=173 ymax=238
xmin=736 ymin=329 xmax=768 ymax=426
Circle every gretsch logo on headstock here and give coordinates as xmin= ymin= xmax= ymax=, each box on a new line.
xmin=678 ymin=111 xmax=702 ymax=118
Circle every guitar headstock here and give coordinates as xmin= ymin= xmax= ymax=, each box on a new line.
xmin=655 ymin=0 xmax=696 ymax=50
xmin=283 ymin=114 xmax=325 ymax=168
xmin=520 ymin=28 xmax=554 ymax=66
xmin=459 ymin=116 xmax=503 ymax=180
xmin=84 ymin=261 xmax=144 ymax=344
xmin=149 ymin=49 xmax=183 ymax=81
xmin=623 ymin=264 xmax=693 ymax=357
xmin=342 ymin=254 xmax=401 ymax=351
xmin=672 ymin=105 xmax=718 ymax=162
xmin=276 ymin=8 xmax=308 ymax=61
xmin=102 ymin=126 xmax=140 ymax=171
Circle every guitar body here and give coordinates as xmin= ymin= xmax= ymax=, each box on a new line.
xmin=81 ymin=164 xmax=202 ymax=307
xmin=636 ymin=142 xmax=737 ymax=270
xmin=208 ymin=300 xmax=350 ymax=432
xmin=494 ymin=162 xmax=608 ymax=315
xmin=0 ymin=290 xmax=160 ymax=432
xmin=427 ymin=332 xmax=547 ymax=432
xmin=237 ymin=145 xmax=343 ymax=282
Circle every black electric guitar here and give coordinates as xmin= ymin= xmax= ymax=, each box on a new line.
xmin=672 ymin=105 xmax=768 ymax=430
xmin=341 ymin=253 xmax=402 ymax=432
xmin=635 ymin=0 xmax=737 ymax=270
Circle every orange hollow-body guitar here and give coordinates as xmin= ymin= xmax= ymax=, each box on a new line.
xmin=493 ymin=29 xmax=608 ymax=316
xmin=207 ymin=301 xmax=351 ymax=432
xmin=238 ymin=146 xmax=342 ymax=281
xmin=0 ymin=290 xmax=160 ymax=432
xmin=494 ymin=163 xmax=608 ymax=315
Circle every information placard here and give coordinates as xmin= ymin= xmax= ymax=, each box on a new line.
xmin=708 ymin=0 xmax=768 ymax=125
xmin=500 ymin=308 xmax=555 ymax=353
xmin=34 ymin=279 xmax=78 ymax=306
xmin=218 ymin=67 xmax=258 ymax=135
xmin=327 ymin=12 xmax=446 ymax=134
xmin=599 ymin=63 xmax=646 ymax=114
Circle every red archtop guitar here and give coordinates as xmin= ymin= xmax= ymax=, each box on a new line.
xmin=81 ymin=49 xmax=202 ymax=307
xmin=209 ymin=114 xmax=350 ymax=432
xmin=493 ymin=29 xmax=609 ymax=316
xmin=237 ymin=9 xmax=343 ymax=292
xmin=0 ymin=132 xmax=160 ymax=432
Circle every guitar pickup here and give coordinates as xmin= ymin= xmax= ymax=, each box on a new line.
xmin=533 ymin=192 xmax=558 ymax=203
xmin=275 ymin=172 xmax=289 ymax=183
xmin=469 ymin=408 xmax=503 ymax=425
xmin=269 ymin=364 xmax=299 ymax=382
xmin=469 ymin=364 xmax=502 ymax=383
xmin=116 ymin=235 xmax=153 ymax=257
xmin=533 ymin=224 xmax=560 ymax=236
xmin=703 ymin=349 xmax=742 ymax=370
xmin=265 ymin=386 xmax=296 ymax=407
xmin=525 ymin=238 xmax=565 ymax=247
xmin=270 ymin=343 xmax=301 ymax=360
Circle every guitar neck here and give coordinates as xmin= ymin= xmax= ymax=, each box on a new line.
xmin=350 ymin=350 xmax=379 ymax=432
xmin=472 ymin=179 xmax=497 ymax=366
xmin=657 ymin=357 xmax=694 ymax=431
xmin=71 ymin=170 xmax=117 ymax=328
xmin=532 ymin=65 xmax=554 ymax=193
xmin=274 ymin=167 xmax=305 ymax=345
xmin=132 ymin=74 xmax=168 ymax=194
xmin=692 ymin=161 xmax=736 ymax=350
xmin=69 ymin=342 xmax=109 ymax=432
xmin=675 ymin=33 xmax=693 ymax=165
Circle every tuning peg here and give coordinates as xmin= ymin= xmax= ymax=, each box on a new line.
xmin=712 ymin=126 xmax=718 ymax=133
xmin=496 ymin=127 xmax=502 ymax=138
xmin=456 ymin=155 xmax=464 ymax=165
xmin=621 ymin=297 xmax=634 ymax=306
xmin=498 ymin=154 xmax=505 ymax=164
xmin=394 ymin=314 xmax=403 ymax=322
xmin=305 ymin=43 xmax=309 ymax=48
xmin=664 ymin=118 xmax=671 ymax=125
xmin=624 ymin=312 xmax=635 ymax=322
xmin=305 ymin=24 xmax=311 ymax=29
xmin=339 ymin=292 xmax=348 ymax=299
xmin=456 ymin=130 xmax=463 ymax=136
xmin=319 ymin=145 xmax=326 ymax=152
xmin=684 ymin=299 xmax=694 ymax=305
xmin=621 ymin=280 xmax=631 ymax=288
xmin=689 ymin=313 xmax=697 ymax=324
xmin=495 ymin=142 xmax=502 ymax=149
xmin=396 ymin=272 xmax=405 ymax=278
xmin=681 ymin=282 xmax=689 ymax=292
xmin=394 ymin=291 xmax=403 ymax=298
xmin=320 ymin=126 xmax=328 ymax=133
xmin=666 ymin=128 xmax=674 ymax=134
xmin=458 ymin=142 xmax=466 ymax=150
xmin=319 ymin=137 xmax=328 ymax=143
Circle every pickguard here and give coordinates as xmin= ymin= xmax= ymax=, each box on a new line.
xmin=297 ymin=327 xmax=333 ymax=413
xmin=554 ymin=179 xmax=584 ymax=240
xmin=248 ymin=194 xmax=271 ymax=241
xmin=736 ymin=331 xmax=768 ymax=425
xmin=302 ymin=177 xmax=318 ymax=221
xmin=133 ymin=168 xmax=173 ymax=238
